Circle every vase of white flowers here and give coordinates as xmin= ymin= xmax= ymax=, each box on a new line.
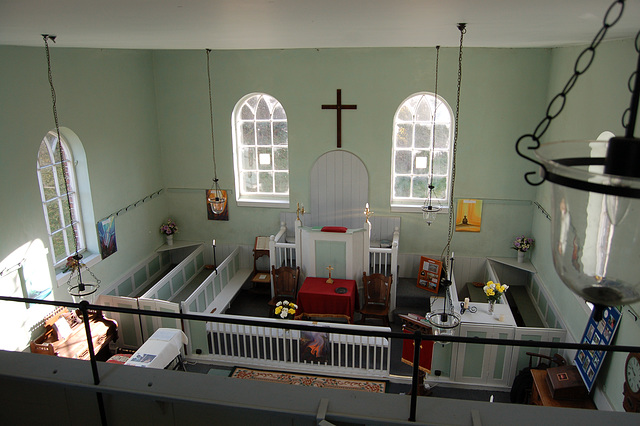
xmin=275 ymin=300 xmax=297 ymax=319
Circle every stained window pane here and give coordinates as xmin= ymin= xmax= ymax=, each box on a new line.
xmin=274 ymin=172 xmax=289 ymax=193
xmin=395 ymin=150 xmax=412 ymax=174
xmin=256 ymin=122 xmax=271 ymax=145
xmin=414 ymin=152 xmax=429 ymax=174
xmin=40 ymin=167 xmax=57 ymax=201
xmin=256 ymin=97 xmax=270 ymax=120
xmin=52 ymin=231 xmax=66 ymax=263
xmin=46 ymin=201 xmax=61 ymax=233
xmin=259 ymin=172 xmax=273 ymax=192
xmin=241 ymin=147 xmax=256 ymax=170
xmin=434 ymin=124 xmax=450 ymax=149
xmin=394 ymin=176 xmax=411 ymax=197
xmin=273 ymin=105 xmax=287 ymax=120
xmin=240 ymin=104 xmax=254 ymax=120
xmin=273 ymin=122 xmax=288 ymax=145
xmin=273 ymin=147 xmax=288 ymax=170
xmin=432 ymin=176 xmax=447 ymax=199
xmin=257 ymin=148 xmax=272 ymax=170
xmin=242 ymin=171 xmax=257 ymax=193
xmin=242 ymin=123 xmax=255 ymax=145
xmin=38 ymin=144 xmax=52 ymax=166
xmin=415 ymin=97 xmax=432 ymax=121
xmin=433 ymin=151 xmax=449 ymax=175
xmin=396 ymin=105 xmax=412 ymax=121
xmin=412 ymin=176 xmax=429 ymax=199
xmin=395 ymin=124 xmax=412 ymax=148
xmin=415 ymin=124 xmax=431 ymax=148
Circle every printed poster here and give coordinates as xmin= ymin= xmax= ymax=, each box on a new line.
xmin=97 ymin=215 xmax=117 ymax=259
xmin=455 ymin=199 xmax=483 ymax=232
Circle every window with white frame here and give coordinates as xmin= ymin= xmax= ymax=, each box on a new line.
xmin=36 ymin=130 xmax=85 ymax=267
xmin=391 ymin=93 xmax=453 ymax=210
xmin=232 ymin=93 xmax=289 ymax=207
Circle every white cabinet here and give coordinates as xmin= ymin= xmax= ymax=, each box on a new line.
xmin=454 ymin=323 xmax=515 ymax=387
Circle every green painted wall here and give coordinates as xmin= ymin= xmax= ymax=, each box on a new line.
xmin=530 ymin=38 xmax=640 ymax=411
xmin=0 ymin=46 xmax=168 ymax=349
xmin=153 ymin=47 xmax=548 ymax=256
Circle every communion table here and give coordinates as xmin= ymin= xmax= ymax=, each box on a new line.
xmin=296 ymin=277 xmax=359 ymax=323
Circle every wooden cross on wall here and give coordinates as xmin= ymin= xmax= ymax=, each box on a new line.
xmin=322 ymin=89 xmax=357 ymax=148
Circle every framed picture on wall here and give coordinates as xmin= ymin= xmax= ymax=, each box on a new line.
xmin=416 ymin=256 xmax=442 ymax=294
xmin=575 ymin=306 xmax=621 ymax=392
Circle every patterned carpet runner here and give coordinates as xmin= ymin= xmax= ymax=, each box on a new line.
xmin=230 ymin=367 xmax=386 ymax=393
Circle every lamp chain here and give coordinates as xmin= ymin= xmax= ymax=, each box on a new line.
xmin=428 ymin=46 xmax=440 ymax=199
xmin=443 ymin=24 xmax=466 ymax=260
xmin=43 ymin=36 xmax=83 ymax=271
xmin=515 ymin=0 xmax=626 ymax=185
xmin=206 ymin=49 xmax=219 ymax=184
xmin=622 ymin=29 xmax=640 ymax=137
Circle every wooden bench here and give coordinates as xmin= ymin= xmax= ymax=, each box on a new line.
xmin=30 ymin=308 xmax=118 ymax=360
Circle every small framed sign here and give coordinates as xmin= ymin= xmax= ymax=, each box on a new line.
xmin=416 ymin=256 xmax=442 ymax=294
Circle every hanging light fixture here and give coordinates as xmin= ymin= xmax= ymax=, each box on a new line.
xmin=427 ymin=253 xmax=461 ymax=341
xmin=515 ymin=0 xmax=640 ymax=319
xmin=422 ymin=46 xmax=442 ymax=226
xmin=42 ymin=34 xmax=99 ymax=298
xmin=205 ymin=49 xmax=226 ymax=215
xmin=427 ymin=24 xmax=466 ymax=337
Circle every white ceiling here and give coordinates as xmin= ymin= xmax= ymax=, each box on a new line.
xmin=0 ymin=0 xmax=639 ymax=50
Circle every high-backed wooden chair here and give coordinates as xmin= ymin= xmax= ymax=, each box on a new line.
xmin=359 ymin=272 xmax=393 ymax=326
xmin=268 ymin=265 xmax=300 ymax=307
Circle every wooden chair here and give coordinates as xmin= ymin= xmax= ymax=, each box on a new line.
xmin=268 ymin=265 xmax=300 ymax=308
xmin=359 ymin=272 xmax=393 ymax=326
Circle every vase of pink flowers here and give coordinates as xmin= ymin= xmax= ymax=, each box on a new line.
xmin=512 ymin=235 xmax=534 ymax=263
xmin=160 ymin=219 xmax=178 ymax=245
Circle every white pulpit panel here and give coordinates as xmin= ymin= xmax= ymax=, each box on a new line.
xmin=300 ymin=227 xmax=367 ymax=285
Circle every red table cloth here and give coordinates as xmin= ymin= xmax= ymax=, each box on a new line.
xmin=297 ymin=277 xmax=359 ymax=322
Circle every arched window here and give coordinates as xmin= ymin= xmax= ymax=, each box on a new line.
xmin=36 ymin=130 xmax=85 ymax=267
xmin=391 ymin=93 xmax=454 ymax=210
xmin=232 ymin=93 xmax=289 ymax=207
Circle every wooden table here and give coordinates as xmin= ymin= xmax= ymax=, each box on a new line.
xmin=296 ymin=277 xmax=358 ymax=323
xmin=530 ymin=369 xmax=596 ymax=409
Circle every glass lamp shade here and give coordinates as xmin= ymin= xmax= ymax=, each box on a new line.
xmin=422 ymin=203 xmax=441 ymax=226
xmin=208 ymin=189 xmax=226 ymax=215
xmin=535 ymin=139 xmax=640 ymax=306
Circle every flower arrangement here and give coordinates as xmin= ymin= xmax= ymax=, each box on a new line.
xmin=159 ymin=219 xmax=178 ymax=235
xmin=512 ymin=235 xmax=534 ymax=252
xmin=483 ymin=281 xmax=509 ymax=302
xmin=275 ymin=300 xmax=297 ymax=319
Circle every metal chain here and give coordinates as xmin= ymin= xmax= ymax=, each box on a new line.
xmin=206 ymin=49 xmax=219 ymax=184
xmin=622 ymin=29 xmax=640 ymax=136
xmin=428 ymin=46 xmax=440 ymax=193
xmin=515 ymin=0 xmax=626 ymax=185
xmin=43 ymin=35 xmax=83 ymax=271
xmin=443 ymin=24 xmax=465 ymax=260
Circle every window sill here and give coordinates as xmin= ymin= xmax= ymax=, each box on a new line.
xmin=390 ymin=204 xmax=449 ymax=214
xmin=55 ymin=252 xmax=101 ymax=288
xmin=236 ymin=198 xmax=290 ymax=209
